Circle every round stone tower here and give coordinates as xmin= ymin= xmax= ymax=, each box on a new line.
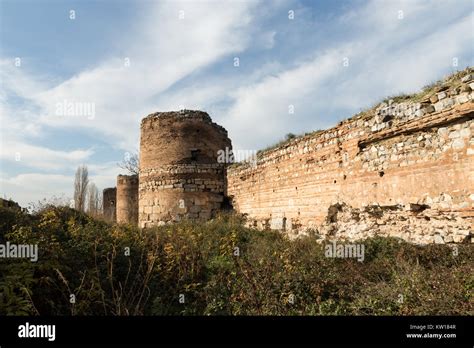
xmin=139 ymin=110 xmax=232 ymax=227
xmin=116 ymin=174 xmax=139 ymax=225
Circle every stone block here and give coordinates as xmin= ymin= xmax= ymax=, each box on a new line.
xmin=437 ymin=127 xmax=448 ymax=137
xmin=448 ymin=131 xmax=460 ymax=139
xmin=444 ymin=98 xmax=455 ymax=107
xmin=433 ymin=102 xmax=444 ymax=112
xmin=423 ymin=105 xmax=435 ymax=113
xmin=452 ymin=139 xmax=465 ymax=150
xmin=457 ymin=95 xmax=468 ymax=104
xmin=270 ymin=217 xmax=284 ymax=230
xmin=189 ymin=205 xmax=201 ymax=213
xmin=444 ymin=235 xmax=454 ymax=243
xmin=460 ymin=128 xmax=471 ymax=138
xmin=461 ymin=74 xmax=473 ymax=83
xmin=433 ymin=235 xmax=444 ymax=244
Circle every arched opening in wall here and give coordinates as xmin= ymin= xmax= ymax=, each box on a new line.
xmin=334 ymin=180 xmax=337 ymax=184
xmin=282 ymin=217 xmax=287 ymax=231
xmin=379 ymin=171 xmax=384 ymax=177
xmin=343 ymin=174 xmax=347 ymax=180
xmin=222 ymin=196 xmax=233 ymax=211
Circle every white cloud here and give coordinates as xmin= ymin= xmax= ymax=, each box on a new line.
xmin=0 ymin=173 xmax=73 ymax=207
xmin=0 ymin=162 xmax=122 ymax=208
xmin=0 ymin=0 xmax=270 ymax=204
xmin=224 ymin=48 xmax=349 ymax=149
xmin=24 ymin=0 xmax=267 ymax=150
xmin=143 ymin=0 xmax=472 ymax=151
xmin=87 ymin=161 xmax=123 ymax=190
xmin=0 ymin=0 xmax=472 ymax=205
xmin=0 ymin=140 xmax=93 ymax=171
xmin=218 ymin=0 xmax=474 ymax=150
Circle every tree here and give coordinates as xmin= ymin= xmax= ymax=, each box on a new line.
xmin=118 ymin=151 xmax=139 ymax=175
xmin=87 ymin=183 xmax=99 ymax=216
xmin=74 ymin=165 xmax=89 ymax=212
xmin=97 ymin=193 xmax=103 ymax=215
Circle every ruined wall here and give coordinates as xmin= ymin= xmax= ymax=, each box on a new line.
xmin=139 ymin=110 xmax=232 ymax=227
xmin=102 ymin=187 xmax=116 ymax=222
xmin=116 ymin=174 xmax=138 ymax=225
xmin=228 ymin=72 xmax=474 ymax=244
xmin=318 ymin=202 xmax=471 ymax=244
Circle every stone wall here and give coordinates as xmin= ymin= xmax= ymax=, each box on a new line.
xmin=227 ymin=71 xmax=474 ymax=244
xmin=102 ymin=187 xmax=116 ymax=222
xmin=116 ymin=174 xmax=138 ymax=224
xmin=138 ymin=110 xmax=232 ymax=227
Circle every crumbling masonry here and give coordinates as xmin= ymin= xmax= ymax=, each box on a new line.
xmin=103 ymin=69 xmax=474 ymax=244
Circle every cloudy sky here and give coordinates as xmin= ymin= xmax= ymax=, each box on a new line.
xmin=0 ymin=0 xmax=473 ymax=207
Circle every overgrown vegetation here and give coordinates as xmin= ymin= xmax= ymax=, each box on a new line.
xmin=0 ymin=205 xmax=472 ymax=315
xmin=247 ymin=131 xmax=323 ymax=162
xmin=381 ymin=66 xmax=474 ymax=104
xmin=256 ymin=133 xmax=298 ymax=156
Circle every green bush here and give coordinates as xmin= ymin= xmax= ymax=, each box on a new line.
xmin=0 ymin=206 xmax=472 ymax=315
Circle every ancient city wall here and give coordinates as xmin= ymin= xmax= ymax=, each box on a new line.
xmin=139 ymin=110 xmax=232 ymax=227
xmin=228 ymin=71 xmax=474 ymax=244
xmin=116 ymin=174 xmax=139 ymax=224
xmin=102 ymin=187 xmax=117 ymax=222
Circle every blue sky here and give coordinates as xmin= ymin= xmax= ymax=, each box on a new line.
xmin=1 ymin=0 xmax=473 ymax=207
